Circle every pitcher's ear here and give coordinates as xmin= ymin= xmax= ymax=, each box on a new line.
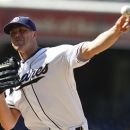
xmin=32 ymin=31 xmax=37 ymax=38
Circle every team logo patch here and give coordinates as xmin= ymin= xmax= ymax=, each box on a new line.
xmin=16 ymin=64 xmax=48 ymax=90
xmin=11 ymin=17 xmax=20 ymax=23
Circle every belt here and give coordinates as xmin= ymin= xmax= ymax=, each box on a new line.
xmin=76 ymin=127 xmax=82 ymax=130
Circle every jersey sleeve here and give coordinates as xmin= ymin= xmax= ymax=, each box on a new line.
xmin=65 ymin=42 xmax=90 ymax=68
xmin=5 ymin=89 xmax=22 ymax=109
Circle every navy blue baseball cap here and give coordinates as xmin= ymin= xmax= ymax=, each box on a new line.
xmin=4 ymin=16 xmax=36 ymax=34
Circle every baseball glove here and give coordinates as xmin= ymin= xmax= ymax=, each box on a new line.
xmin=0 ymin=57 xmax=21 ymax=94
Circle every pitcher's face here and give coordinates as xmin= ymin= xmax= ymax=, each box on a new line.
xmin=10 ymin=25 xmax=36 ymax=52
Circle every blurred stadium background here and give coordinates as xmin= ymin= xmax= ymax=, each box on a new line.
xmin=0 ymin=0 xmax=130 ymax=130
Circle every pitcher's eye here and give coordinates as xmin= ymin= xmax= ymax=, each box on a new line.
xmin=10 ymin=31 xmax=16 ymax=37
xmin=19 ymin=28 xmax=28 ymax=33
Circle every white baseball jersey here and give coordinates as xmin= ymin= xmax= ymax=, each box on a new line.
xmin=6 ymin=42 xmax=89 ymax=130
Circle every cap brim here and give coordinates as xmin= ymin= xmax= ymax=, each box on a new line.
xmin=4 ymin=22 xmax=31 ymax=34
